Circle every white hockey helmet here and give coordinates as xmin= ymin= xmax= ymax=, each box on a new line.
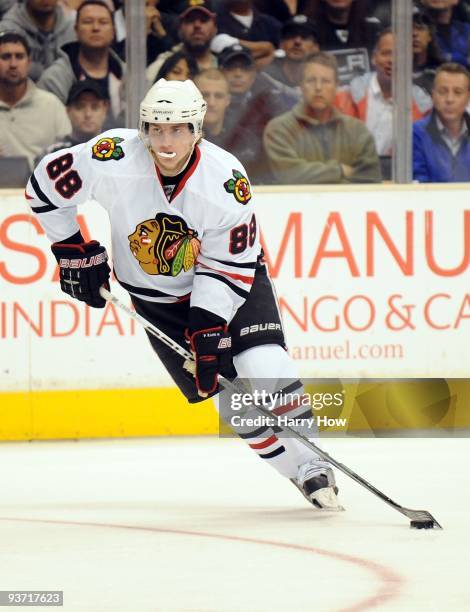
xmin=139 ymin=78 xmax=207 ymax=141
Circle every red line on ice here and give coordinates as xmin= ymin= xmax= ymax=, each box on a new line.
xmin=0 ymin=516 xmax=403 ymax=611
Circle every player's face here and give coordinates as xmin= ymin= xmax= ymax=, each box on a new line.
xmin=196 ymin=77 xmax=230 ymax=126
xmin=301 ymin=62 xmax=337 ymax=113
xmin=76 ymin=5 xmax=114 ymax=49
xmin=148 ymin=123 xmax=195 ymax=175
xmin=432 ymin=71 xmax=470 ymax=124
xmin=373 ymin=33 xmax=393 ymax=83
xmin=0 ymin=42 xmax=30 ymax=86
xmin=67 ymin=92 xmax=109 ymax=136
xmin=179 ymin=12 xmax=217 ymax=51
xmin=413 ymin=24 xmax=432 ymax=55
xmin=223 ymin=61 xmax=256 ymax=95
xmin=281 ymin=34 xmax=319 ymax=62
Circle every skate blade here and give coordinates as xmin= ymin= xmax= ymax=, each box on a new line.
xmin=310 ymin=487 xmax=345 ymax=512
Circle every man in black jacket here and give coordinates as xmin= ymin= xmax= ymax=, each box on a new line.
xmin=308 ymin=0 xmax=382 ymax=85
xmin=216 ymin=0 xmax=281 ymax=66
xmin=219 ymin=43 xmax=296 ymax=183
xmin=263 ymin=15 xmax=319 ymax=88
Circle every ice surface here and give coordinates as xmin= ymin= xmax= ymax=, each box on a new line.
xmin=0 ymin=436 xmax=468 ymax=611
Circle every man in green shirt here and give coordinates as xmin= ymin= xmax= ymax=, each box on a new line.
xmin=264 ymin=52 xmax=382 ymax=185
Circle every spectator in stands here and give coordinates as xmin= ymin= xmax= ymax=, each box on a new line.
xmin=455 ymin=0 xmax=470 ymax=21
xmin=113 ymin=0 xmax=178 ymax=66
xmin=263 ymin=15 xmax=319 ymax=88
xmin=144 ymin=0 xmax=178 ymax=63
xmin=303 ymin=0 xmax=382 ymax=85
xmin=413 ymin=62 xmax=470 ymax=182
xmin=253 ymin=0 xmax=296 ymax=22
xmin=58 ymin=0 xmax=115 ymax=18
xmin=37 ymin=0 xmax=125 ymax=125
xmin=345 ymin=29 xmax=432 ymax=157
xmin=421 ymin=0 xmax=470 ymax=68
xmin=413 ymin=4 xmax=443 ymax=95
xmin=0 ymin=31 xmax=71 ymax=169
xmin=216 ymin=0 xmax=282 ymax=67
xmin=57 ymin=1 xmax=84 ymax=18
xmin=194 ymin=67 xmax=232 ymax=147
xmin=158 ymin=0 xmax=191 ymax=14
xmin=0 ymin=0 xmax=76 ymax=81
xmin=41 ymin=79 xmax=110 ymax=159
xmin=367 ymin=0 xmax=391 ymax=27
xmin=0 ymin=0 xmax=15 ymax=21
xmin=221 ymin=42 xmax=297 ymax=113
xmin=155 ymin=49 xmax=199 ymax=82
xmin=263 ymin=53 xmax=381 ymax=184
xmin=147 ymin=0 xmax=218 ymax=84
xmin=219 ymin=43 xmax=295 ymax=182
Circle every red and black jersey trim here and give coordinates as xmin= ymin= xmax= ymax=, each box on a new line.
xmin=197 ymin=262 xmax=254 ymax=285
xmin=115 ymin=274 xmax=182 ymax=300
xmin=29 ymin=172 xmax=59 ymax=213
xmin=195 ymin=271 xmax=250 ymax=299
xmin=212 ymin=258 xmax=257 ymax=269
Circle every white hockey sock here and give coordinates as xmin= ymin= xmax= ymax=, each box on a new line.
xmin=218 ymin=345 xmax=322 ymax=479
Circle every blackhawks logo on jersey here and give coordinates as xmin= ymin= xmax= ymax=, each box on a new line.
xmin=224 ymin=169 xmax=251 ymax=204
xmin=92 ymin=136 xmax=125 ymax=161
xmin=128 ymin=213 xmax=200 ymax=276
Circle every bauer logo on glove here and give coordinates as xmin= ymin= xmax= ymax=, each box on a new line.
xmin=57 ymin=251 xmax=108 ymax=269
xmin=217 ymin=337 xmax=231 ymax=349
xmin=51 ymin=240 xmax=111 ymax=308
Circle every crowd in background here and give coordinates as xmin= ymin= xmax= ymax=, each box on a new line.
xmin=1 ymin=0 xmax=470 ymax=186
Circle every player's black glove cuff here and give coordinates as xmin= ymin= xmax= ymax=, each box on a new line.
xmin=51 ymin=240 xmax=111 ymax=309
xmin=187 ymin=308 xmax=237 ymax=395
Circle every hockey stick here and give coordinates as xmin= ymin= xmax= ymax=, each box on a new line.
xmin=100 ymin=287 xmax=443 ymax=529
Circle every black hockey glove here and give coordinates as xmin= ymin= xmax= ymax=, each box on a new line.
xmin=51 ymin=240 xmax=111 ymax=308
xmin=188 ymin=308 xmax=237 ymax=396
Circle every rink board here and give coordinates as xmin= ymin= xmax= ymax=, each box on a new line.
xmin=1 ymin=380 xmax=470 ymax=441
xmin=0 ymin=388 xmax=218 ymax=440
xmin=1 ymin=184 xmax=470 ymax=439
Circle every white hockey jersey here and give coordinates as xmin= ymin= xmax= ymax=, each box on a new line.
xmin=26 ymin=128 xmax=260 ymax=323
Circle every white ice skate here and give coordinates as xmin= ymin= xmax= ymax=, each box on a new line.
xmin=292 ymin=460 xmax=344 ymax=511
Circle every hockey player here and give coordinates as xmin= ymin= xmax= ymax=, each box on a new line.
xmin=26 ymin=78 xmax=340 ymax=510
